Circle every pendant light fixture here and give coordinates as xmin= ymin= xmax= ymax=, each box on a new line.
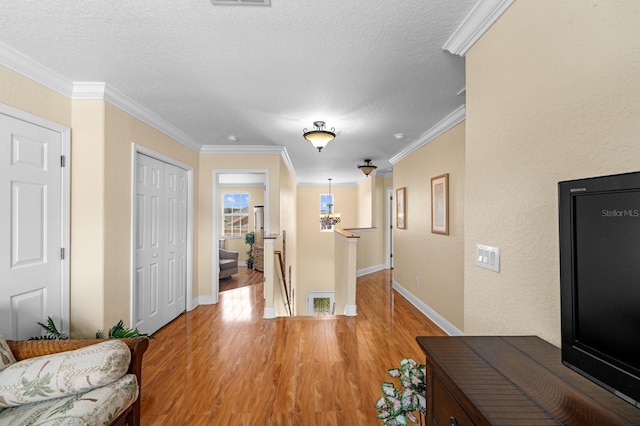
xmin=303 ymin=121 xmax=336 ymax=152
xmin=320 ymin=178 xmax=341 ymax=227
xmin=357 ymin=159 xmax=377 ymax=177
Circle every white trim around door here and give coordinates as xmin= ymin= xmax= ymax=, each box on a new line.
xmin=130 ymin=144 xmax=194 ymax=329
xmin=211 ymin=168 xmax=270 ymax=305
xmin=0 ymin=102 xmax=70 ymax=337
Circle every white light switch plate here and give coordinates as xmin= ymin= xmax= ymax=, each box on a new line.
xmin=476 ymin=244 xmax=500 ymax=272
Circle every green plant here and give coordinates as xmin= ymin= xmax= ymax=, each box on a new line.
xmin=29 ymin=317 xmax=69 ymax=340
xmin=31 ymin=317 xmax=150 ymax=340
xmin=95 ymin=320 xmax=151 ymax=339
xmin=244 ymin=231 xmax=255 ymax=266
xmin=375 ymin=358 xmax=427 ymax=425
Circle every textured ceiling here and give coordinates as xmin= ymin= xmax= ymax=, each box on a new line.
xmin=0 ymin=0 xmax=476 ymax=184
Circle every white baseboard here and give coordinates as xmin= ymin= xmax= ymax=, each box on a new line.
xmin=392 ymin=280 xmax=463 ymax=336
xmin=356 ymin=264 xmax=386 ymax=277
xmin=264 ymin=306 xmax=277 ymax=319
xmin=344 ymin=304 xmax=358 ymax=316
xmin=193 ymin=295 xmax=216 ymax=306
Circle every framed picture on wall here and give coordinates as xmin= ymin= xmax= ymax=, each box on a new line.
xmin=431 ymin=174 xmax=449 ymax=235
xmin=396 ymin=187 xmax=406 ymax=229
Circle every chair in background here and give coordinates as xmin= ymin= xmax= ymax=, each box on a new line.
xmin=219 ymin=248 xmax=239 ymax=279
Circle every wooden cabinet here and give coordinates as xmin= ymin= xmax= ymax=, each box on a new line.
xmin=253 ymin=245 xmax=264 ymax=272
xmin=417 ymin=336 xmax=640 ymax=426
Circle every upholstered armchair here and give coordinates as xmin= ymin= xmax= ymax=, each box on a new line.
xmin=219 ymin=248 xmax=239 ymax=279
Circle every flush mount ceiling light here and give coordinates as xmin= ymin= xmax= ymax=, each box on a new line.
xmin=303 ymin=121 xmax=337 ymax=152
xmin=357 ymin=159 xmax=377 ymax=177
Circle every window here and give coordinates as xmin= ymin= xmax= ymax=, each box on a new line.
xmin=307 ymin=291 xmax=335 ymax=316
xmin=223 ymin=193 xmax=249 ymax=236
xmin=320 ymin=193 xmax=334 ymax=232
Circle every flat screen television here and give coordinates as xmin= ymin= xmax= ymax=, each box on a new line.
xmin=559 ymin=171 xmax=640 ymax=407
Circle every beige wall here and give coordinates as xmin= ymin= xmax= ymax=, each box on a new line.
xmin=277 ymin=157 xmax=297 ymax=315
xmin=393 ymin=122 xmax=465 ymax=331
xmin=295 ymin=184 xmax=357 ymax=314
xmin=102 ymin=103 xmax=199 ymax=332
xmin=356 ymin=177 xmax=373 ymax=227
xmin=0 ymin=66 xmax=71 ymax=127
xmin=219 ymin=185 xmax=264 ymax=261
xmin=70 ymin=101 xmax=200 ymax=336
xmin=464 ymin=0 xmax=640 ymax=346
xmin=0 ymin=67 xmax=201 ymax=336
xmin=353 ymin=175 xmax=386 ymax=272
xmin=70 ymin=100 xmax=107 ymax=336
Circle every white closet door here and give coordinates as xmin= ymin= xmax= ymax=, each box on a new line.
xmin=134 ymin=153 xmax=187 ymax=334
xmin=163 ymin=163 xmax=187 ymax=324
xmin=0 ymin=113 xmax=64 ymax=339
xmin=134 ymin=154 xmax=164 ymax=334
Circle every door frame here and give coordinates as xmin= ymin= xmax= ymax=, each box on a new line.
xmin=0 ymin=102 xmax=71 ymax=334
xmin=212 ymin=168 xmax=269 ymax=304
xmin=130 ymin=144 xmax=195 ymax=326
xmin=385 ymin=186 xmax=394 ymax=269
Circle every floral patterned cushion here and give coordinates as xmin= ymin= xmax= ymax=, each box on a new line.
xmin=0 ymin=340 xmax=130 ymax=408
xmin=0 ymin=373 xmax=138 ymax=425
xmin=0 ymin=336 xmax=16 ymax=372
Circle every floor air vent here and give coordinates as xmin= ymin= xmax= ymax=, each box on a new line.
xmin=210 ymin=0 xmax=271 ymax=5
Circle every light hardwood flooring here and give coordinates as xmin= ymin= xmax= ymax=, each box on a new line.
xmin=218 ymin=266 xmax=264 ymax=292
xmin=140 ymin=269 xmax=446 ymax=425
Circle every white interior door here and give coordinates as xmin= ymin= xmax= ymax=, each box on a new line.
xmin=163 ymin=163 xmax=187 ymax=324
xmin=134 ymin=154 xmax=164 ymax=334
xmin=134 ymin=154 xmax=187 ymax=334
xmin=0 ymin=113 xmax=65 ymax=340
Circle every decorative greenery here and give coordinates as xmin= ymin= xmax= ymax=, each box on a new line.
xmin=95 ymin=320 xmax=151 ymax=339
xmin=30 ymin=317 xmax=69 ymax=340
xmin=31 ymin=317 xmax=150 ymax=340
xmin=244 ymin=231 xmax=255 ymax=267
xmin=375 ymin=358 xmax=427 ymax=425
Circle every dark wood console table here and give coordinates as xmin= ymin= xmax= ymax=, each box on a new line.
xmin=416 ymin=336 xmax=640 ymax=425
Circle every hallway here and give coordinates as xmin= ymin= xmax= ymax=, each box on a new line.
xmin=140 ymin=270 xmax=445 ymax=425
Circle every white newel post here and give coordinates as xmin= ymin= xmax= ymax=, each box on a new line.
xmin=345 ymin=234 xmax=359 ymax=316
xmin=263 ymin=235 xmax=278 ymax=319
xmin=334 ymin=229 xmax=359 ymax=317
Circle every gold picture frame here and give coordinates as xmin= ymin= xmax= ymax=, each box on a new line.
xmin=396 ymin=187 xmax=406 ymax=229
xmin=431 ymin=174 xmax=449 ymax=235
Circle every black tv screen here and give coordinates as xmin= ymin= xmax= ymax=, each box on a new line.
xmin=559 ymin=172 xmax=640 ymax=407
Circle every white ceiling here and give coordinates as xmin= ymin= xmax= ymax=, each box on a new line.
xmin=0 ymin=0 xmax=479 ymax=184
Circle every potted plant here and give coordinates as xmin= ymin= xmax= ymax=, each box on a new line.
xmin=244 ymin=231 xmax=255 ymax=269
xmin=375 ymin=358 xmax=427 ymax=425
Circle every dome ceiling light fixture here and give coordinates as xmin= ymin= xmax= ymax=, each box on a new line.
xmin=357 ymin=159 xmax=378 ymax=177
xmin=303 ymin=121 xmax=336 ymax=152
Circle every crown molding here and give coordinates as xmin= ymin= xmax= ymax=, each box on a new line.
xmin=0 ymin=42 xmax=202 ymax=152
xmin=443 ymin=0 xmax=515 ymax=56
xmin=389 ymin=105 xmax=465 ymax=165
xmin=105 ymin=85 xmax=201 ymax=152
xmin=0 ymin=42 xmax=73 ymax=96
xmin=201 ymin=145 xmax=298 ymax=183
xmin=71 ymin=81 xmax=201 ymax=152
xmin=71 ymin=82 xmax=106 ymax=99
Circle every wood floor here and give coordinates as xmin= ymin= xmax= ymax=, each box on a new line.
xmin=218 ymin=266 xmax=264 ymax=292
xmin=140 ymin=269 xmax=446 ymax=425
